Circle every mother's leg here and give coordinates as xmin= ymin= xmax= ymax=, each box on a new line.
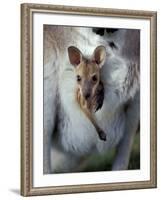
xmin=43 ymin=60 xmax=58 ymax=174
xmin=112 ymin=91 xmax=140 ymax=170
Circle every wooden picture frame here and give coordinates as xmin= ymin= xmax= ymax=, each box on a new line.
xmin=21 ymin=3 xmax=157 ymax=196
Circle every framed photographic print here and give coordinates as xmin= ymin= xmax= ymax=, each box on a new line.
xmin=21 ymin=3 xmax=157 ymax=196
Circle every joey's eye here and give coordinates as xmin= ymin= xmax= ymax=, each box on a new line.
xmin=92 ymin=75 xmax=97 ymax=82
xmin=77 ymin=75 xmax=81 ymax=82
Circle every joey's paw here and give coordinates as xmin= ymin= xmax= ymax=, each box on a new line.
xmin=98 ymin=130 xmax=106 ymax=141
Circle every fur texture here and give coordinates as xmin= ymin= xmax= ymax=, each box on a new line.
xmin=43 ymin=26 xmax=140 ymax=173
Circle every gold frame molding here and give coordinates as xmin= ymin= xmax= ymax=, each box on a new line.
xmin=21 ymin=3 xmax=157 ymax=196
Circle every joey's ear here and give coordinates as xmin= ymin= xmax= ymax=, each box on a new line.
xmin=93 ymin=45 xmax=106 ymax=68
xmin=68 ymin=46 xmax=82 ymax=67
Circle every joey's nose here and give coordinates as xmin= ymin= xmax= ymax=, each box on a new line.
xmin=85 ymin=93 xmax=90 ymax=100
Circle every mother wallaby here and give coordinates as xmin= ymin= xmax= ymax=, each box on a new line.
xmin=43 ymin=25 xmax=140 ymax=173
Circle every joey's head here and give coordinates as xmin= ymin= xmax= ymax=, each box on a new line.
xmin=68 ymin=45 xmax=106 ymax=101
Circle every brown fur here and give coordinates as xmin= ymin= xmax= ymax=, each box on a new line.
xmin=68 ymin=46 xmax=107 ymax=141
